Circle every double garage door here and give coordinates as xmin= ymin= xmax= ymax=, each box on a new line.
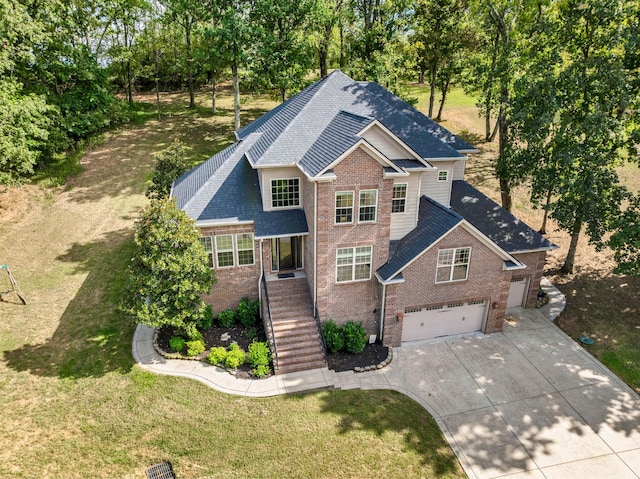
xmin=402 ymin=300 xmax=488 ymax=342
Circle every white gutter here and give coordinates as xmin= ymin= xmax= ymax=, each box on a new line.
xmin=258 ymin=239 xmax=264 ymax=316
xmin=379 ymin=283 xmax=386 ymax=341
xmin=313 ymin=182 xmax=318 ymax=316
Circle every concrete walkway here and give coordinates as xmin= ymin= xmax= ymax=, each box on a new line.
xmin=133 ymin=279 xmax=640 ymax=479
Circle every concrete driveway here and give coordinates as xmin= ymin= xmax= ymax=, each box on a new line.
xmin=134 ymin=301 xmax=640 ymax=478
xmin=351 ymin=308 xmax=640 ymax=479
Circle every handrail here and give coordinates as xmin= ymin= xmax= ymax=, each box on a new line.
xmin=314 ymin=309 xmax=327 ymax=356
xmin=261 ymin=276 xmax=278 ymax=370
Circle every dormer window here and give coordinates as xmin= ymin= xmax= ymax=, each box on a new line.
xmin=271 ymin=178 xmax=300 ymax=208
xmin=438 ymin=170 xmax=449 ymax=182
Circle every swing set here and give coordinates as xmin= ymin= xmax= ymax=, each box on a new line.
xmin=0 ymin=265 xmax=27 ymax=305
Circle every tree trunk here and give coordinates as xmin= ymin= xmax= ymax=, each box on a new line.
xmin=186 ymin=26 xmax=194 ymax=108
xmin=435 ymin=76 xmax=450 ymax=121
xmin=125 ymin=24 xmax=133 ymax=106
xmin=428 ymin=64 xmax=437 ymax=118
xmin=418 ymin=70 xmax=425 ymax=84
xmin=485 ymin=31 xmax=500 ymax=141
xmin=539 ymin=187 xmax=552 ymax=234
xmin=339 ymin=21 xmax=346 ymax=68
xmin=211 ymin=80 xmax=216 ymax=114
xmin=232 ymin=61 xmax=240 ymax=131
xmin=319 ymin=25 xmax=331 ymax=77
xmin=155 ymin=54 xmax=162 ymax=121
xmin=561 ymin=219 xmax=582 ymax=274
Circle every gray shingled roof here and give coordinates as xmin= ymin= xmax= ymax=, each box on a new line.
xmin=450 ymin=181 xmax=556 ymax=253
xmin=236 ymin=70 xmax=467 ymax=174
xmin=376 ymin=196 xmax=463 ymax=282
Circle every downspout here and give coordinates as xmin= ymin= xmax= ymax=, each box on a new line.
xmin=379 ymin=282 xmax=386 ymax=342
xmin=258 ymin=239 xmax=264 ymax=316
xmin=313 ymin=182 xmax=318 ymax=316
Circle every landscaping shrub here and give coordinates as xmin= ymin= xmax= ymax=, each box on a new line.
xmin=225 ymin=343 xmax=246 ymax=368
xmin=237 ymin=296 xmax=259 ymax=327
xmin=253 ymin=364 xmax=270 ymax=378
xmin=248 ymin=341 xmax=271 ymax=370
xmin=169 ymin=336 xmax=185 ymax=353
xmin=207 ymin=346 xmax=227 ymax=366
xmin=323 ymin=318 xmax=345 ymax=353
xmin=217 ymin=309 xmax=236 ymax=327
xmin=186 ymin=339 xmax=205 ymax=357
xmin=245 ymin=326 xmax=257 ymax=341
xmin=343 ymin=320 xmax=367 ymax=354
xmin=197 ymin=304 xmax=213 ymax=330
xmin=187 ymin=329 xmax=204 ymax=342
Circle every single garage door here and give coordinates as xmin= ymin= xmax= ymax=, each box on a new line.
xmin=402 ymin=300 xmax=487 ymax=342
xmin=507 ymin=277 xmax=528 ymax=308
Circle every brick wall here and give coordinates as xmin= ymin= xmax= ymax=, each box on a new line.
xmin=315 ymin=148 xmax=394 ymax=335
xmin=393 ymin=225 xmax=512 ymax=337
xmin=302 ymin=176 xmax=316 ymax=306
xmin=511 ymin=251 xmax=548 ymax=307
xmin=199 ymin=224 xmax=260 ymax=316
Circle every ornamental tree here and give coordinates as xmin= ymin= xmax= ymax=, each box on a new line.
xmin=146 ymin=139 xmax=190 ymax=199
xmin=126 ymin=198 xmax=215 ymax=337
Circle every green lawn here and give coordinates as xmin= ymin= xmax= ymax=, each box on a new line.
xmin=0 ymin=83 xmax=465 ymax=478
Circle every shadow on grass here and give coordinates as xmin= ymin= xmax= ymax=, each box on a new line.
xmin=3 ymin=229 xmax=136 ymax=379
xmin=318 ymin=389 xmax=463 ymax=477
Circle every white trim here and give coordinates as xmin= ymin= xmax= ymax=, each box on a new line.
xmin=358 ymin=189 xmax=378 ymax=223
xmin=254 ymin=231 xmax=309 ymax=240
xmin=195 ymin=219 xmax=254 ymax=228
xmin=315 ymin=139 xmax=403 ymax=178
xmin=335 ymin=190 xmax=355 ymax=225
xmin=391 ymin=183 xmax=408 ymax=214
xmin=426 ymin=156 xmax=467 ymax=161
xmin=270 ymin=177 xmax=302 ymax=210
xmin=510 ymin=247 xmax=558 ymax=253
xmin=383 ymin=170 xmax=410 ymax=178
xmin=336 ymin=245 xmax=373 ymax=283
xmin=358 ymin=120 xmax=428 ymax=164
xmin=435 ymin=246 xmax=471 ymax=283
xmin=437 ymin=170 xmax=449 ymax=182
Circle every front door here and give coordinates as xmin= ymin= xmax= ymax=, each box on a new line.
xmin=272 ymin=236 xmax=303 ymax=271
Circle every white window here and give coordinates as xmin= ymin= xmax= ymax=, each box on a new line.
xmin=359 ymin=189 xmax=378 ymax=222
xmin=392 ymin=184 xmax=407 ymax=213
xmin=199 ymin=236 xmax=214 ymax=268
xmin=213 ymin=233 xmax=255 ymax=268
xmin=215 ymin=235 xmax=235 ymax=268
xmin=436 ymin=247 xmax=471 ymax=283
xmin=438 ymin=170 xmax=449 ymax=182
xmin=336 ymin=246 xmax=372 ymax=282
xmin=335 ymin=191 xmax=354 ymax=224
xmin=236 ymin=233 xmax=255 ymax=266
xmin=271 ymin=178 xmax=300 ymax=208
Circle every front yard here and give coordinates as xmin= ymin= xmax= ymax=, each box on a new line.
xmin=0 ymin=85 xmax=464 ymax=478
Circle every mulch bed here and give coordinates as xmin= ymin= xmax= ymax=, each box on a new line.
xmin=156 ymin=324 xmax=390 ymax=375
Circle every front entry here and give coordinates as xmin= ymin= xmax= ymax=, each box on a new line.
xmin=271 ymin=236 xmax=303 ymax=271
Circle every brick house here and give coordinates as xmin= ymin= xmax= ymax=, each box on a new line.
xmin=171 ymin=71 xmax=556 ymax=373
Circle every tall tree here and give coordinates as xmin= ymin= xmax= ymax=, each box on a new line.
xmin=508 ymin=0 xmax=638 ymax=274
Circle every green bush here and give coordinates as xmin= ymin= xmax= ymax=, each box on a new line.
xmin=217 ymin=309 xmax=236 ymax=327
xmin=237 ymin=296 xmax=259 ymax=327
xmin=207 ymin=346 xmax=228 ymax=366
xmin=187 ymin=329 xmax=204 ymax=342
xmin=169 ymin=336 xmax=185 ymax=353
xmin=343 ymin=320 xmax=367 ymax=354
xmin=245 ymin=326 xmax=257 ymax=341
xmin=186 ymin=339 xmax=205 ymax=357
xmin=323 ymin=318 xmax=345 ymax=353
xmin=198 ymin=304 xmax=213 ymax=330
xmin=225 ymin=344 xmax=246 ymax=369
xmin=248 ymin=341 xmax=271 ymax=367
xmin=252 ymin=364 xmax=271 ymax=378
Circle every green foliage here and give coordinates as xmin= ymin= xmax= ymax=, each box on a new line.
xmin=237 ymin=296 xmax=259 ymax=327
xmin=169 ymin=336 xmax=186 ymax=352
xmin=245 ymin=327 xmax=257 ymax=341
xmin=198 ymin=304 xmax=214 ymax=330
xmin=124 ymin=198 xmax=216 ymax=336
xmin=207 ymin=346 xmax=228 ymax=365
xmin=252 ymin=364 xmax=271 ymax=378
xmin=186 ymin=339 xmax=205 ymax=357
xmin=609 ymin=195 xmax=640 ymax=276
xmin=248 ymin=341 xmax=271 ymax=370
xmin=146 ymin=139 xmax=190 ymax=200
xmin=225 ymin=343 xmax=246 ymax=369
xmin=323 ymin=318 xmax=345 ymax=354
xmin=342 ymin=320 xmax=367 ymax=354
xmin=217 ymin=309 xmax=236 ymax=327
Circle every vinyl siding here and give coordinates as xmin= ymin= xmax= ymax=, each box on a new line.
xmin=390 ymin=173 xmax=421 ymax=240
xmin=452 ymin=159 xmax=466 ymax=180
xmin=361 ymin=124 xmax=415 ymax=160
xmin=420 ymin=161 xmax=453 ymax=207
xmin=259 ymin=166 xmax=303 ymax=212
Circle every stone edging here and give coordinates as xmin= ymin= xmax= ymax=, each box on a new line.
xmin=152 ymin=329 xmax=201 ymax=361
xmin=353 ymin=347 xmax=393 ymax=373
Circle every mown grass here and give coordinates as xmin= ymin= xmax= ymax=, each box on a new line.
xmin=0 ymin=82 xmax=465 ymax=478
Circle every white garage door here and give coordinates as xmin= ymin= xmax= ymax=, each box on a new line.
xmin=507 ymin=277 xmax=528 ymax=308
xmin=402 ymin=300 xmax=487 ymax=342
